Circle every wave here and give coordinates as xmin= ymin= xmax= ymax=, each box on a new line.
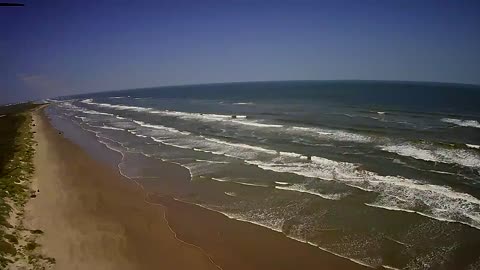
xmin=82 ymin=100 xmax=285 ymax=129
xmin=275 ymin=184 xmax=346 ymax=200
xmin=274 ymin=181 xmax=289 ymax=185
xmin=441 ymin=118 xmax=480 ymax=128
xmin=230 ymin=120 xmax=283 ymax=128
xmin=205 ymin=204 xmax=376 ymax=268
xmin=279 ymin=151 xmax=307 ymax=158
xmin=245 ymin=154 xmax=480 ymax=230
xmin=204 ymin=137 xmax=278 ymax=155
xmin=151 ymin=137 xmax=192 ymax=149
xmin=123 ymin=118 xmax=480 ymax=229
xmin=90 ymin=125 xmax=124 ymax=131
xmin=381 ymin=143 xmax=480 ymax=168
xmin=133 ymin=120 xmax=191 ymax=135
xmin=128 ymin=130 xmax=148 ymax=138
xmin=195 ymin=159 xmax=230 ymax=164
xmin=290 ymin=126 xmax=372 ymax=143
xmin=155 ymin=110 xmax=281 ymax=128
xmin=233 ymin=102 xmax=255 ymax=105
xmin=428 ymin=170 xmax=456 ymax=176
xmin=100 ymin=126 xmax=124 ymax=131
xmin=467 ymin=144 xmax=480 ymax=150
xmin=57 ymin=101 xmax=116 ymax=117
xmin=74 ymin=115 xmax=87 ymax=121
xmin=153 ymin=110 xmax=231 ymax=120
xmin=210 ymin=177 xmax=269 ymax=187
xmin=80 ymin=109 xmax=114 ymax=116
xmin=81 ymin=99 xmax=153 ymax=112
xmin=224 ymin=192 xmax=237 ymax=197
xmin=211 ymin=177 xmax=228 ymax=182
xmin=83 ymin=100 xmax=373 ymax=145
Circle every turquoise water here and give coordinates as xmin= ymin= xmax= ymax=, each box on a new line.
xmin=49 ymin=81 xmax=480 ymax=269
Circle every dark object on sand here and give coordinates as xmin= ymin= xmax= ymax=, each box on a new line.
xmin=30 ymin=194 xmax=36 ymax=198
xmin=37 ymin=189 xmax=39 ymax=192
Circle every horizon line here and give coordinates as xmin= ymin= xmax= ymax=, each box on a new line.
xmin=62 ymin=78 xmax=480 ymax=100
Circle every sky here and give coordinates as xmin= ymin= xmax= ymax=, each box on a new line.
xmin=1 ymin=0 xmax=479 ymax=104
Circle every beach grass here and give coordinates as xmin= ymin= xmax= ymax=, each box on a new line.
xmin=0 ymin=103 xmax=54 ymax=268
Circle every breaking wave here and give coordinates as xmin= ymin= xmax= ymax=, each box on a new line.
xmin=442 ymin=118 xmax=480 ymax=128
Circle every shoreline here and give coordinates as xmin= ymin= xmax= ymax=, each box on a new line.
xmin=34 ymin=106 xmax=371 ymax=269
xmin=24 ymin=107 xmax=219 ymax=270
xmin=45 ymin=106 xmax=372 ymax=269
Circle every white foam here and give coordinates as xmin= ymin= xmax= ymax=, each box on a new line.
xmin=275 ymin=184 xmax=345 ymax=200
xmin=151 ymin=110 xmax=231 ymax=121
xmin=195 ymin=159 xmax=230 ymax=164
xmin=97 ymin=125 xmax=124 ymax=131
xmin=151 ymin=137 xmax=192 ymax=149
xmin=81 ymin=98 xmax=93 ymax=103
xmin=230 ymin=120 xmax=283 ymax=128
xmin=381 ymin=265 xmax=401 ymax=270
xmin=133 ymin=120 xmax=190 ymax=135
xmin=428 ymin=170 xmax=456 ymax=176
xmin=70 ymin=100 xmax=480 ymax=230
xmin=467 ymin=144 xmax=480 ymax=149
xmin=204 ymin=137 xmax=278 ymax=155
xmin=74 ymin=116 xmax=87 ymax=121
xmin=246 ymin=152 xmax=480 ymax=230
xmin=83 ymin=101 xmax=373 ymax=145
xmin=279 ymin=151 xmax=307 ymax=158
xmin=82 ymin=99 xmax=153 ymax=112
xmin=381 ymin=143 xmax=480 ymax=168
xmin=233 ymin=181 xmax=269 ymax=187
xmin=83 ymin=100 xmax=285 ymax=129
xmin=290 ymin=126 xmax=372 ymax=143
xmin=210 ymin=177 xmax=269 ymax=187
xmin=80 ymin=109 xmax=114 ymax=116
xmin=128 ymin=130 xmax=148 ymax=138
xmin=274 ymin=181 xmax=289 ymax=185
xmin=442 ymin=118 xmax=480 ymax=128
xmin=233 ymin=102 xmax=254 ymax=105
xmin=174 ymin=199 xmax=373 ymax=269
xmin=59 ymin=102 xmax=119 ymax=120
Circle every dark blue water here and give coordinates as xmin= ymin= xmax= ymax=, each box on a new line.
xmin=50 ymin=81 xmax=480 ymax=269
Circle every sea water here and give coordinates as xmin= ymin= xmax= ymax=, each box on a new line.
xmin=47 ymin=81 xmax=480 ymax=269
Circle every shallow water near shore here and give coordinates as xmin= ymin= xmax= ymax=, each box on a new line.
xmin=47 ymin=81 xmax=480 ymax=269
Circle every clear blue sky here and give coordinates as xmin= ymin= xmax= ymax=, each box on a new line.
xmin=1 ymin=0 xmax=479 ymax=103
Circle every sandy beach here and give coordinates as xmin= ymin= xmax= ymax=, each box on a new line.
xmin=24 ymin=108 xmax=219 ymax=270
xmin=23 ymin=107 xmax=369 ymax=270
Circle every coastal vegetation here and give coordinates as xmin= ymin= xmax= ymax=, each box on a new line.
xmin=0 ymin=103 xmax=54 ymax=269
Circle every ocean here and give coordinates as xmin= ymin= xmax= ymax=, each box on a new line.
xmin=47 ymin=81 xmax=480 ymax=269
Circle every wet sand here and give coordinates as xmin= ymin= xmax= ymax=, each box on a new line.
xmin=26 ymin=107 xmax=369 ymax=270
